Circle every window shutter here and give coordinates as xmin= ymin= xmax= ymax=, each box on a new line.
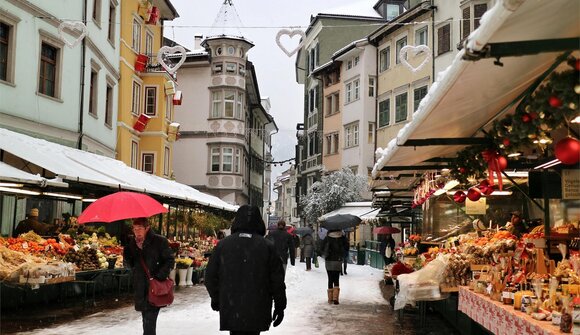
xmin=474 ymin=4 xmax=488 ymax=30
xmin=438 ymin=24 xmax=450 ymax=55
xmin=462 ymin=7 xmax=470 ymax=39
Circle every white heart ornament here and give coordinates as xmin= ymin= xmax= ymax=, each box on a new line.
xmin=58 ymin=21 xmax=87 ymax=48
xmin=157 ymin=46 xmax=187 ymax=74
xmin=399 ymin=45 xmax=432 ymax=73
xmin=276 ymin=29 xmax=306 ymax=57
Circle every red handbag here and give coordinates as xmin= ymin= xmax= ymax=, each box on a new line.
xmin=139 ymin=256 xmax=174 ymax=307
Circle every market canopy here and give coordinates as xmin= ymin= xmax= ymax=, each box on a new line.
xmin=0 ymin=128 xmax=237 ymax=212
xmin=0 ymin=161 xmax=68 ymax=188
xmin=319 ymin=202 xmax=379 ymax=221
xmin=372 ymin=0 xmax=580 ymax=176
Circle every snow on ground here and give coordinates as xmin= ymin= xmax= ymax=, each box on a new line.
xmin=17 ymin=260 xmax=385 ymax=335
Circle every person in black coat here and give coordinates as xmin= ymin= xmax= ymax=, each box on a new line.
xmin=205 ymin=205 xmax=287 ymax=335
xmin=123 ymin=218 xmax=175 ymax=335
xmin=265 ymin=220 xmax=295 ymax=273
xmin=320 ymin=230 xmax=349 ymax=305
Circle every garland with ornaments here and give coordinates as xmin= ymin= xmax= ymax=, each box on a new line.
xmin=414 ymin=56 xmax=579 ymax=206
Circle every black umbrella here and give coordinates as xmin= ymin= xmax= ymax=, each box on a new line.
xmin=295 ymin=226 xmax=314 ymax=236
xmin=320 ymin=214 xmax=362 ymax=231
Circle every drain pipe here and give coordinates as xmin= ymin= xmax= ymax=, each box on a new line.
xmin=77 ymin=0 xmax=87 ymax=149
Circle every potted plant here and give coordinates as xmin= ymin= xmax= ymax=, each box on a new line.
xmin=175 ymin=258 xmax=192 ymax=286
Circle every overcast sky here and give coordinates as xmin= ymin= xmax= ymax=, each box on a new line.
xmin=165 ymin=0 xmax=372 ymax=194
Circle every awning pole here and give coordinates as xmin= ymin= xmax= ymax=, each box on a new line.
xmin=500 ymin=170 xmax=544 ymax=212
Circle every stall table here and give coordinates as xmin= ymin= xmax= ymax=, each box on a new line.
xmin=458 ymin=286 xmax=560 ymax=335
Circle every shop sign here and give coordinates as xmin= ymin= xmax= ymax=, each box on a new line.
xmin=562 ymin=169 xmax=580 ymax=199
xmin=466 ymin=197 xmax=487 ymax=215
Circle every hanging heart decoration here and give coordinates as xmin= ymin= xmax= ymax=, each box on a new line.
xmin=58 ymin=21 xmax=87 ymax=48
xmin=399 ymin=45 xmax=432 ymax=73
xmin=157 ymin=46 xmax=187 ymax=74
xmin=275 ymin=29 xmax=306 ymax=57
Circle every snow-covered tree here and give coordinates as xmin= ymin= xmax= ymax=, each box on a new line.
xmin=300 ymin=168 xmax=367 ymax=224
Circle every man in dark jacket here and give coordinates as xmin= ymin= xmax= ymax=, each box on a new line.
xmin=205 ymin=205 xmax=287 ymax=335
xmin=266 ymin=220 xmax=295 ymax=273
xmin=123 ymin=218 xmax=175 ymax=335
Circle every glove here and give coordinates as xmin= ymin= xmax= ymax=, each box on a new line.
xmin=211 ymin=300 xmax=219 ymax=311
xmin=272 ymin=309 xmax=284 ymax=327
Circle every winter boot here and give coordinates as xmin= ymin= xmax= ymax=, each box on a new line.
xmin=332 ymin=287 xmax=340 ymax=305
xmin=327 ymin=289 xmax=333 ymax=304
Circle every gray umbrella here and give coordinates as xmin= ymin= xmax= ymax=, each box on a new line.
xmin=320 ymin=214 xmax=362 ymax=231
xmin=295 ymin=226 xmax=314 ymax=236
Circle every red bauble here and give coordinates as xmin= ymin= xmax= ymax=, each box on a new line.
xmin=488 ymin=156 xmax=508 ymax=171
xmin=521 ymin=114 xmax=531 ymax=123
xmin=549 ymin=96 xmax=563 ymax=108
xmin=555 ymin=137 xmax=580 ymax=165
xmin=459 ymin=167 xmax=467 ymax=174
xmin=530 ymin=112 xmax=538 ymax=120
xmin=576 ymin=59 xmax=580 ymax=71
xmin=478 ymin=180 xmax=494 ymax=196
xmin=453 ymin=191 xmax=466 ymax=203
xmin=503 ymin=138 xmax=511 ymax=147
xmin=467 ymin=188 xmax=482 ymax=202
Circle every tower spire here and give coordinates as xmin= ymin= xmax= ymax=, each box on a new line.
xmin=210 ymin=0 xmax=244 ymax=38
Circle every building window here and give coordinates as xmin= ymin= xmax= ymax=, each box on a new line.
xmin=236 ymin=92 xmax=243 ymax=119
xmin=347 ymin=59 xmax=352 ymax=70
xmin=210 ymin=146 xmax=237 ymax=173
xmin=385 ymin=4 xmax=400 ymax=20
xmin=395 ymin=92 xmax=408 ymax=123
xmin=345 ymin=82 xmax=352 ymax=103
xmin=164 ymin=147 xmax=170 ymax=176
xmin=132 ymin=18 xmax=141 ymax=52
xmin=474 ymin=4 xmax=488 ymax=30
xmin=39 ymin=43 xmax=58 ymax=97
xmin=325 ymin=134 xmax=332 ymax=154
xmin=131 ymin=141 xmax=138 ymax=168
xmin=144 ymin=86 xmax=157 ymax=116
xmin=462 ymin=7 xmax=471 ymax=40
xmin=239 ymin=64 xmax=245 ymax=75
xmin=308 ymin=44 xmax=319 ymax=73
xmin=437 ymin=23 xmax=451 ymax=55
xmin=332 ymin=133 xmax=339 ymax=154
xmin=378 ymin=99 xmax=390 ymax=127
xmin=415 ymin=26 xmax=428 ymax=46
xmin=395 ymin=36 xmax=407 ymax=64
xmin=325 ymin=132 xmax=339 ymax=155
xmin=224 ymin=90 xmax=235 ymax=117
xmin=107 ymin=2 xmax=116 ymax=43
xmin=0 ymin=22 xmax=11 ymax=82
xmin=379 ymin=47 xmax=390 ymax=72
xmin=354 ymin=56 xmax=360 ymax=66
xmin=212 ymin=62 xmax=223 ymax=74
xmin=325 ymin=92 xmax=339 ymax=116
xmin=212 ymin=91 xmax=222 ymax=117
xmin=345 ymin=123 xmax=359 ymax=148
xmin=413 ymin=86 xmax=428 ymax=112
xmin=142 ymin=153 xmax=154 ymax=174
xmin=105 ymin=84 xmax=113 ymax=126
xmin=145 ymin=32 xmax=153 ymax=56
xmin=368 ymin=122 xmax=375 ymax=144
xmin=226 ymin=62 xmax=236 ymax=74
xmin=354 ymin=79 xmax=360 ymax=100
xmin=234 ymin=149 xmax=241 ymax=173
xmin=89 ymin=70 xmax=98 ymax=116
xmin=92 ymin=0 xmax=101 ymax=24
xmin=132 ymin=81 xmax=141 ymax=115
xmin=368 ymin=77 xmax=376 ymax=97
xmin=211 ymin=148 xmax=220 ymax=172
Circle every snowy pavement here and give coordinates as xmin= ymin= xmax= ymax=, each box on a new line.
xmin=15 ymin=261 xmax=388 ymax=335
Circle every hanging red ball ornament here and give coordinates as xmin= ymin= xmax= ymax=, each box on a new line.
xmin=530 ymin=112 xmax=538 ymax=120
xmin=488 ymin=155 xmax=508 ymax=171
xmin=555 ymin=137 xmax=580 ymax=165
xmin=503 ymin=138 xmax=511 ymax=147
xmin=458 ymin=167 xmax=467 ymax=174
xmin=453 ymin=191 xmax=467 ymax=204
xmin=467 ymin=188 xmax=482 ymax=202
xmin=478 ymin=180 xmax=494 ymax=196
xmin=576 ymin=59 xmax=580 ymax=71
xmin=549 ymin=96 xmax=563 ymax=108
xmin=521 ymin=114 xmax=531 ymax=123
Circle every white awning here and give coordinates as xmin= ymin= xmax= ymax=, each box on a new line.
xmin=0 ymin=128 xmax=237 ymax=212
xmin=319 ymin=202 xmax=379 ymax=221
xmin=373 ymin=0 xmax=580 ymax=175
xmin=0 ymin=161 xmax=68 ymax=187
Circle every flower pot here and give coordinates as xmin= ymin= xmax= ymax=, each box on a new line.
xmin=177 ymin=268 xmax=188 ymax=286
xmin=186 ymin=267 xmax=194 ymax=286
xmin=169 ymin=268 xmax=176 ymax=282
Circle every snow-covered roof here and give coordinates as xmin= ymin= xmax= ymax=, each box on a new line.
xmin=372 ymin=0 xmax=580 ymax=177
xmin=319 ymin=0 xmax=382 ymax=19
xmin=319 ymin=202 xmax=379 ymax=221
xmin=0 ymin=161 xmax=68 ymax=187
xmin=0 ymin=128 xmax=237 ymax=212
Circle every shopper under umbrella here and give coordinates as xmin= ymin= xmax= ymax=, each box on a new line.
xmin=78 ymin=191 xmax=168 ymax=224
xmin=320 ymin=214 xmax=362 ymax=231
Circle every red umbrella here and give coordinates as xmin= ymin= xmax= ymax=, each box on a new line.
xmin=78 ymin=191 xmax=168 ymax=224
xmin=373 ymin=226 xmax=401 ymax=235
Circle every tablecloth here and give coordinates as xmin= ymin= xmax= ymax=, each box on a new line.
xmin=458 ymin=286 xmax=560 ymax=335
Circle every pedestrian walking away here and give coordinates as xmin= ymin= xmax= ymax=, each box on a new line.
xmin=320 ymin=230 xmax=349 ymax=305
xmin=342 ymin=232 xmax=350 ymax=275
xmin=265 ymin=219 xmax=295 ymax=273
xmin=205 ymin=205 xmax=287 ymax=335
xmin=123 ymin=217 xmax=175 ymax=335
xmin=301 ymin=227 xmax=314 ymax=271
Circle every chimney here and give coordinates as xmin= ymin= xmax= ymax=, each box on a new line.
xmin=194 ymin=34 xmax=203 ymax=50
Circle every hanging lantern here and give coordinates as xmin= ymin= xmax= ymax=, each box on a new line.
xmin=135 ymin=54 xmax=149 ymax=72
xmin=555 ymin=137 xmax=580 ymax=165
xmin=173 ymin=91 xmax=183 ymax=105
xmin=133 ymin=114 xmax=151 ymax=132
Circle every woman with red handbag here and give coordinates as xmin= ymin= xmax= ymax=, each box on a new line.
xmin=123 ymin=217 xmax=175 ymax=335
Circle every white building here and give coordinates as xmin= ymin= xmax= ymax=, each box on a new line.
xmin=273 ymin=165 xmax=300 ymax=226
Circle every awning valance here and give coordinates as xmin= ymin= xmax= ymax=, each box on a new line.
xmin=373 ymin=0 xmax=580 ymax=176
xmin=0 ymin=161 xmax=68 ymax=188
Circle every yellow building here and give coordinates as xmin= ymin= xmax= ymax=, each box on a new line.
xmin=117 ymin=0 xmax=179 ymax=177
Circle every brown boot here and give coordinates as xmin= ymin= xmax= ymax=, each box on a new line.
xmin=332 ymin=287 xmax=340 ymax=305
xmin=327 ymin=289 xmax=333 ymax=304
